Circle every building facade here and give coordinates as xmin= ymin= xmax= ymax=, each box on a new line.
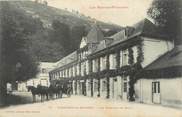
xmin=134 ymin=45 xmax=182 ymax=108
xmin=18 ymin=62 xmax=56 ymax=91
xmin=27 ymin=62 xmax=56 ymax=87
xmin=49 ymin=19 xmax=174 ymax=102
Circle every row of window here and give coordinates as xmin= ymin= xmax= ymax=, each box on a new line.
xmin=92 ymin=47 xmax=138 ymax=72
xmin=50 ymin=46 xmax=139 ymax=80
xmin=78 ymin=50 xmax=88 ymax=60
xmin=71 ymin=76 xmax=129 ymax=94
xmin=99 ymin=76 xmax=129 ymax=92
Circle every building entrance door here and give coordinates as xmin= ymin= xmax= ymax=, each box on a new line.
xmin=93 ymin=79 xmax=99 ymax=97
xmin=123 ymin=76 xmax=128 ymax=101
xmin=113 ymin=78 xmax=118 ymax=99
xmin=152 ymin=81 xmax=160 ymax=104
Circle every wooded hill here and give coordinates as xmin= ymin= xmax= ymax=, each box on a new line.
xmin=5 ymin=1 xmax=122 ymax=62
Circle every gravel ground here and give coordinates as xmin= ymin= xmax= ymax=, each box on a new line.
xmin=0 ymin=92 xmax=181 ymax=117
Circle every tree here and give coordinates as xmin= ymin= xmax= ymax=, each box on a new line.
xmin=51 ymin=20 xmax=71 ymax=54
xmin=28 ymin=29 xmax=65 ymax=62
xmin=147 ymin=0 xmax=182 ymax=45
xmin=1 ymin=1 xmax=39 ymax=84
xmin=70 ymin=25 xmax=86 ymax=50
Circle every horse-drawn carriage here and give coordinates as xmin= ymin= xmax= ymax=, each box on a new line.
xmin=27 ymin=83 xmax=72 ymax=102
xmin=48 ymin=83 xmax=72 ymax=98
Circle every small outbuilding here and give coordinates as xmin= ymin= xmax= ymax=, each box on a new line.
xmin=135 ymin=45 xmax=182 ymax=108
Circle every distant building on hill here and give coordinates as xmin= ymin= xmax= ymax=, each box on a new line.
xmin=34 ymin=0 xmax=48 ymax=6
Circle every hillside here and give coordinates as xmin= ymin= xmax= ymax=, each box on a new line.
xmin=9 ymin=1 xmax=122 ymax=31
xmin=1 ymin=1 xmax=122 ymax=62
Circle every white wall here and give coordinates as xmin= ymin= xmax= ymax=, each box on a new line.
xmin=134 ymin=79 xmax=153 ymax=104
xmin=160 ymin=78 xmax=182 ymax=107
xmin=17 ymin=82 xmax=27 ymax=92
xmin=135 ymin=77 xmax=182 ymax=107
xmin=142 ymin=37 xmax=173 ymax=67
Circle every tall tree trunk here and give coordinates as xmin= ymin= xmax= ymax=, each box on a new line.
xmin=0 ymin=80 xmax=7 ymax=106
xmin=0 ymin=3 xmax=6 ymax=106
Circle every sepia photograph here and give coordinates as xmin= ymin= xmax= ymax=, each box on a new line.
xmin=0 ymin=0 xmax=181 ymax=117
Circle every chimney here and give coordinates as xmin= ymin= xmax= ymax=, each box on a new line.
xmin=125 ymin=26 xmax=135 ymax=37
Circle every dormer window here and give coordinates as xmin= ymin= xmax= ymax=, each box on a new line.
xmin=80 ymin=37 xmax=87 ymax=48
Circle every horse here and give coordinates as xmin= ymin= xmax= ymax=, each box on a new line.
xmin=48 ymin=84 xmax=62 ymax=99
xmin=61 ymin=84 xmax=72 ymax=97
xmin=37 ymin=85 xmax=49 ymax=102
xmin=27 ymin=84 xmax=71 ymax=102
xmin=27 ymin=86 xmax=39 ymax=102
xmin=27 ymin=85 xmax=49 ymax=102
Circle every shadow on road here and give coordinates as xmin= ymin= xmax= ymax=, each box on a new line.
xmin=0 ymin=93 xmax=33 ymax=108
xmin=0 ymin=92 xmax=71 ymax=108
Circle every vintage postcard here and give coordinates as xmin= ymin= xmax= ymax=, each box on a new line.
xmin=0 ymin=0 xmax=181 ymax=117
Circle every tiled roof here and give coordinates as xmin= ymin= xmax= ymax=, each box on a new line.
xmin=39 ymin=62 xmax=56 ymax=69
xmin=129 ymin=18 xmax=169 ymax=39
xmin=93 ymin=38 xmax=113 ymax=53
xmin=90 ymin=18 xmax=170 ymax=54
xmin=51 ymin=18 xmax=172 ymax=72
xmin=55 ymin=51 xmax=77 ymax=69
xmin=111 ymin=18 xmax=168 ymax=44
xmin=145 ymin=45 xmax=182 ymax=70
xmin=110 ymin=29 xmax=126 ymax=40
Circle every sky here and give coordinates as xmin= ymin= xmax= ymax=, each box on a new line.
xmin=46 ymin=0 xmax=153 ymax=26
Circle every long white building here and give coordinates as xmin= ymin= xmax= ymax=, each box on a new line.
xmin=49 ymin=18 xmax=181 ymax=108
